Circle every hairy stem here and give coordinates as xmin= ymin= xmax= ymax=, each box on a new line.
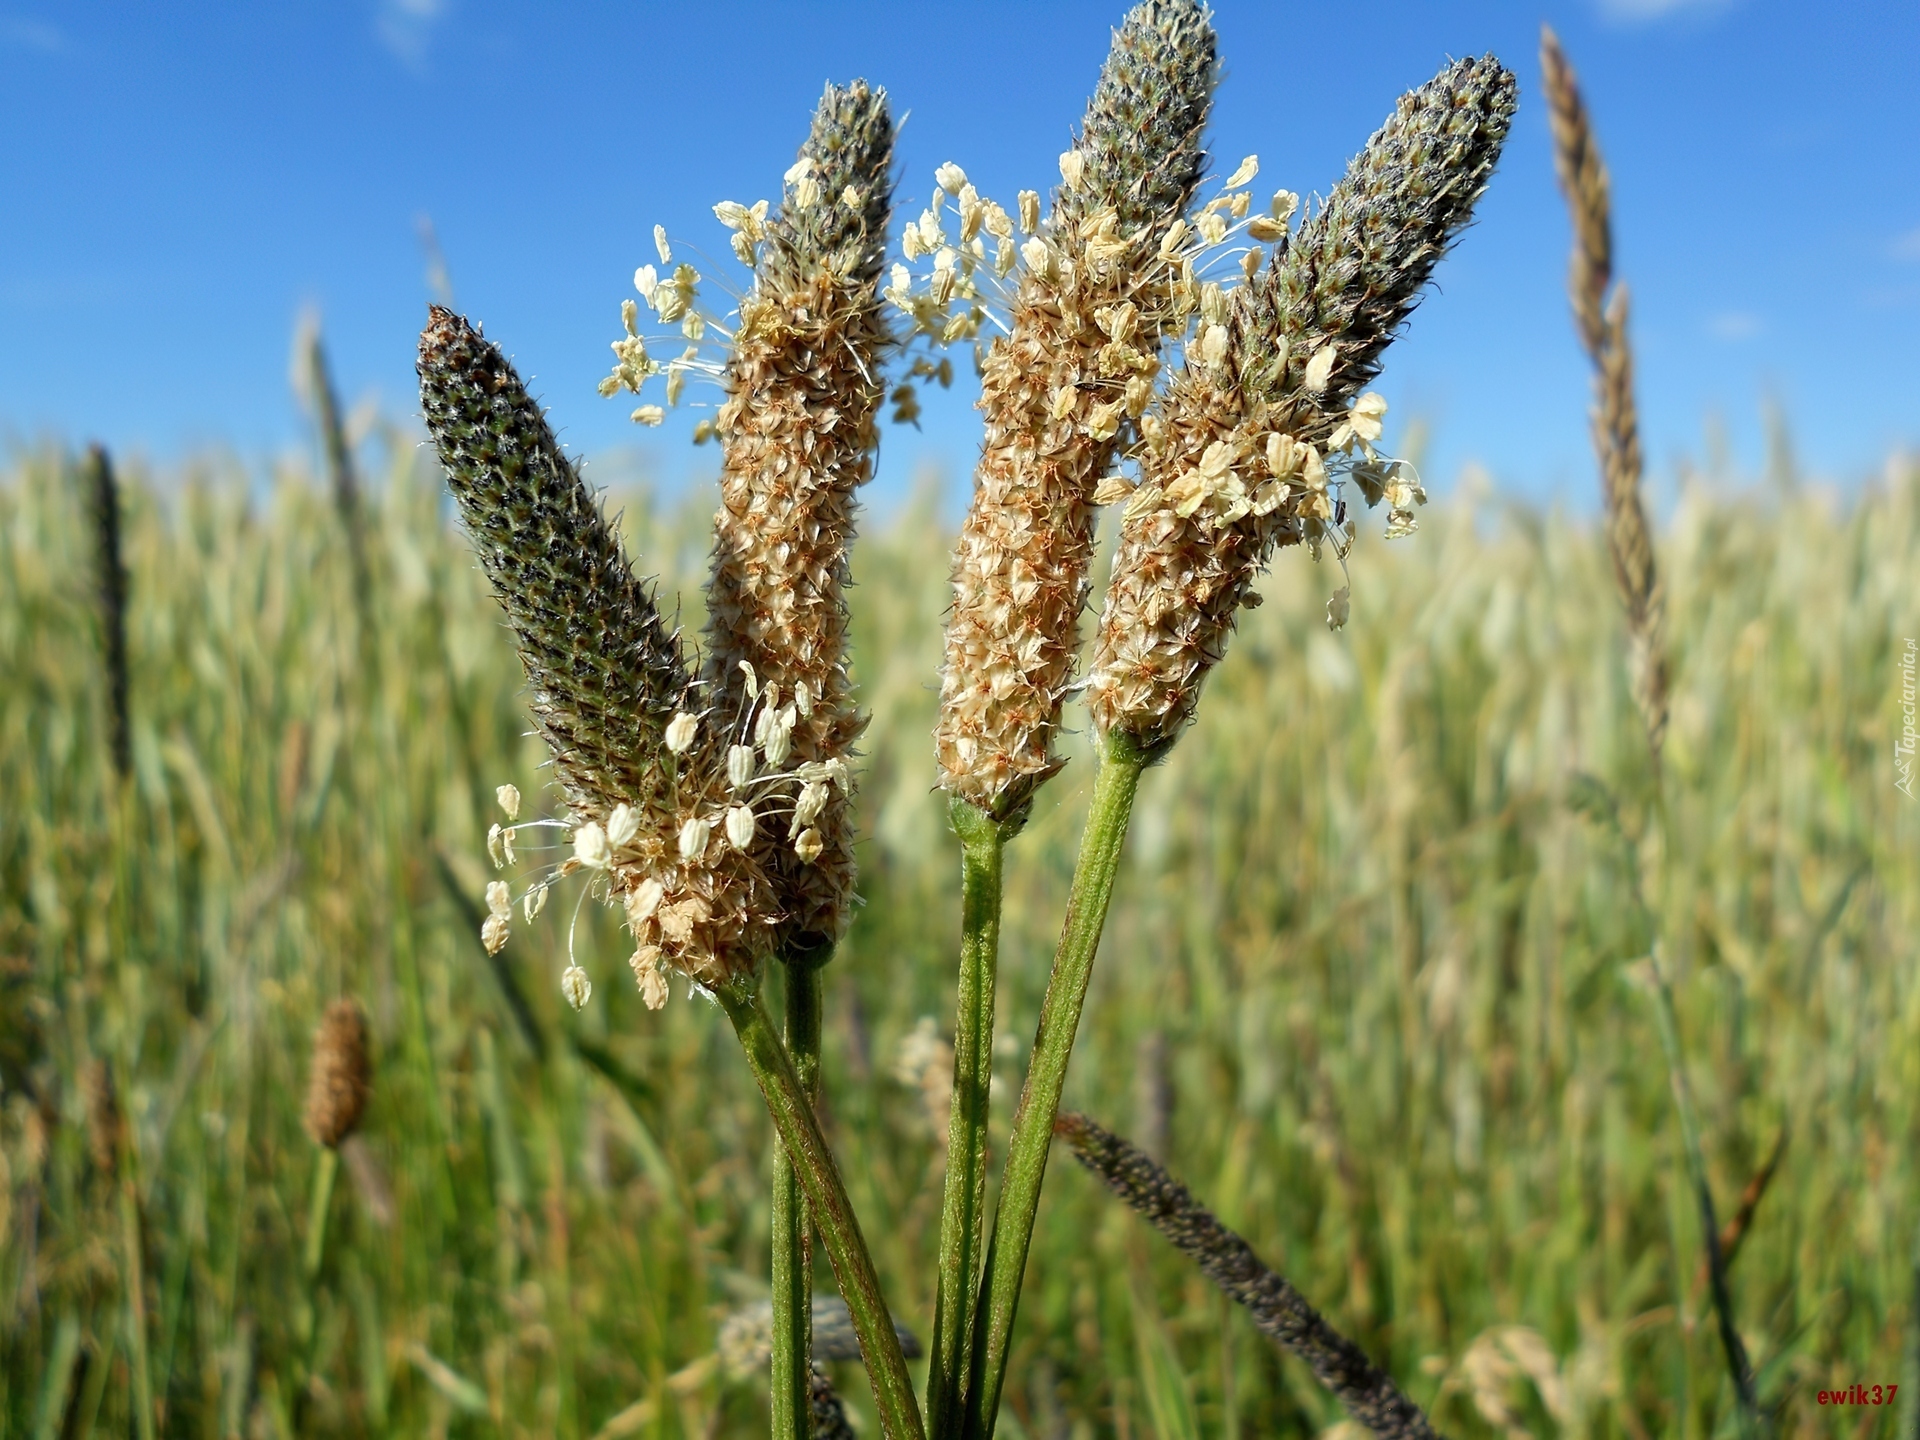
xmin=927 ymin=802 xmax=1012 ymax=1440
xmin=716 ymin=978 xmax=924 ymax=1440
xmin=774 ymin=950 xmax=828 ymax=1440
xmin=963 ymin=732 xmax=1146 ymax=1440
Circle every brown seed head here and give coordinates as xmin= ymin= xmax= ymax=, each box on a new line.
xmin=1541 ymin=26 xmax=1612 ymax=358
xmin=704 ymin=80 xmax=896 ymax=952
xmin=936 ymin=0 xmax=1218 ymax=818
xmin=1089 ymin=56 xmax=1516 ymax=752
xmin=304 ymin=999 xmax=373 ymax=1150
xmin=1540 ymin=27 xmax=1667 ymax=763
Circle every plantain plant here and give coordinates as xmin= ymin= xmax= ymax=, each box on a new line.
xmin=418 ymin=7 xmax=1516 ymax=1437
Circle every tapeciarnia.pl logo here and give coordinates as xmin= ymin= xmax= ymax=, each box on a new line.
xmin=1897 ymin=637 xmax=1916 ymax=798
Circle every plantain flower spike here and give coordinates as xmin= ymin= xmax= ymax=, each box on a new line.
xmin=702 ymin=79 xmax=896 ymax=953
xmin=420 ymin=307 xmax=780 ymax=986
xmin=1088 ymin=55 xmax=1517 ymax=754
xmin=304 ymin=999 xmax=374 ymax=1150
xmin=419 ymin=305 xmax=691 ymax=814
xmin=935 ymin=0 xmax=1218 ymax=820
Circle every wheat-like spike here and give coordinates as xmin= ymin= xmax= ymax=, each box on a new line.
xmin=936 ymin=0 xmax=1218 ymax=819
xmin=704 ymin=80 xmax=896 ymax=951
xmin=83 ymin=443 xmax=131 ymax=781
xmin=303 ymin=327 xmax=363 ymax=537
xmin=303 ymin=999 xmax=373 ymax=1150
xmin=1089 ymin=57 xmax=1517 ymax=753
xmin=1540 ymin=26 xmax=1668 ymax=764
xmin=418 ymin=306 xmax=691 ymax=820
xmin=1540 ymin=27 xmax=1612 ymax=358
xmin=1059 ymin=1113 xmax=1444 ymax=1440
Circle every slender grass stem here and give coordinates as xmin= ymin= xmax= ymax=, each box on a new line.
xmin=715 ymin=977 xmax=924 ymax=1440
xmin=963 ymin=731 xmax=1147 ymax=1440
xmin=119 ymin=1177 xmax=156 ymax=1440
xmin=304 ymin=1146 xmax=340 ymax=1285
xmin=1639 ymin=948 xmax=1763 ymax=1437
xmin=1901 ymin=1219 xmax=1920 ymax=1440
xmin=30 ymin=1312 xmax=82 ymax=1440
xmin=1644 ymin=773 xmax=1763 ymax=1436
xmin=774 ymin=947 xmax=830 ymax=1440
xmin=926 ymin=801 xmax=1011 ymax=1440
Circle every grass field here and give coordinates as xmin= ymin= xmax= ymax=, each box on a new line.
xmin=1 ymin=427 xmax=1915 ymax=1438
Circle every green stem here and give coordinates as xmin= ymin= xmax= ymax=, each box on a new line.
xmin=926 ymin=801 xmax=1011 ymax=1440
xmin=963 ymin=731 xmax=1146 ymax=1440
xmin=1900 ymin=1215 xmax=1920 ymax=1440
xmin=119 ymin=1178 xmax=156 ymax=1440
xmin=1641 ymin=767 xmax=1765 ymax=1437
xmin=716 ymin=977 xmax=924 ymax=1440
xmin=304 ymin=1145 xmax=340 ymax=1286
xmin=774 ymin=948 xmax=829 ymax=1440
xmin=1641 ymin=950 xmax=1764 ymax=1438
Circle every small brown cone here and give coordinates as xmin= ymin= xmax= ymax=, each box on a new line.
xmin=304 ymin=999 xmax=373 ymax=1150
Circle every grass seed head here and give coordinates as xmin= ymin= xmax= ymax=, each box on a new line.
xmin=1059 ymin=0 xmax=1219 ymax=240
xmin=1541 ymin=28 xmax=1668 ymax=763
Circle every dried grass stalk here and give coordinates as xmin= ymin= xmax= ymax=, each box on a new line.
xmin=300 ymin=323 xmax=373 ymax=611
xmin=1541 ymin=25 xmax=1668 ymax=764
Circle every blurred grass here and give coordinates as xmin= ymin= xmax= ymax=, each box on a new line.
xmin=0 ymin=430 xmax=1914 ymax=1438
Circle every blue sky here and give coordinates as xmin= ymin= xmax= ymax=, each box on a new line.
xmin=2 ymin=1 xmax=1916 ymax=512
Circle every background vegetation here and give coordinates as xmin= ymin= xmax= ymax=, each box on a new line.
xmin=1 ymin=423 xmax=1914 ymax=1437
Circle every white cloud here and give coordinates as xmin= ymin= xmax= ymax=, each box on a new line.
xmin=0 ymin=16 xmax=65 ymax=52
xmin=376 ymin=0 xmax=448 ymax=69
xmin=1707 ymin=310 xmax=1762 ymax=341
xmin=1597 ymin=0 xmax=1739 ymax=22
xmin=1891 ymin=227 xmax=1920 ymax=263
